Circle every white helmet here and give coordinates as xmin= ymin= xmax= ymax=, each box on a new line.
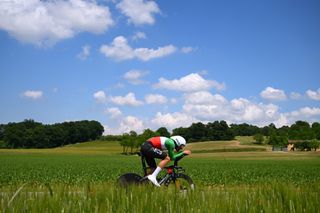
xmin=170 ymin=136 xmax=186 ymax=147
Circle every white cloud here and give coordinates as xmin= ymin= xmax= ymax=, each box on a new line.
xmin=120 ymin=116 xmax=144 ymax=133
xmin=306 ymin=88 xmax=320 ymax=101
xmin=183 ymin=91 xmax=228 ymax=120
xmin=22 ymin=90 xmax=43 ymax=100
xmin=132 ymin=31 xmax=146 ymax=41
xmin=181 ymin=46 xmax=194 ymax=53
xmin=290 ymin=92 xmax=302 ymax=100
xmin=135 ymin=45 xmax=176 ymax=61
xmin=154 ymin=73 xmax=225 ymax=92
xmin=77 ymin=45 xmax=90 ymax=60
xmin=145 ymin=94 xmax=168 ymax=104
xmin=123 ymin=69 xmax=148 ymax=85
xmin=101 ymin=93 xmax=320 ymax=134
xmin=181 ymin=91 xmax=283 ymax=127
xmin=100 ymin=36 xmax=134 ymax=61
xmin=181 ymin=91 xmax=320 ymax=128
xmin=231 ymin=98 xmax=248 ymax=110
xmin=100 ymin=36 xmax=176 ymax=61
xmin=184 ymin=91 xmax=227 ymax=105
xmin=242 ymin=105 xmax=264 ymax=122
xmin=93 ymin=90 xmax=107 ymax=103
xmin=260 ymin=87 xmax=287 ymax=101
xmin=0 ymin=0 xmax=113 ymax=46
xmin=103 ymin=115 xmax=145 ymax=134
xmin=110 ymin=92 xmax=143 ymax=106
xmin=228 ymin=98 xmax=280 ymax=125
xmin=116 ymin=0 xmax=160 ymax=26
xmin=290 ymin=107 xmax=320 ymax=118
xmin=105 ymin=107 xmax=122 ymax=118
xmin=151 ymin=112 xmax=196 ymax=130
xmin=277 ymin=107 xmax=320 ymax=126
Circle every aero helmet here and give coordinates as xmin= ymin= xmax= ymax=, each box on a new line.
xmin=170 ymin=136 xmax=186 ymax=147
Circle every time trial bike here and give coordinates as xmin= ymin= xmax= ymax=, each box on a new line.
xmin=118 ymin=153 xmax=195 ymax=191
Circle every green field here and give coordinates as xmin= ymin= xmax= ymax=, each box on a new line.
xmin=1 ymin=138 xmax=320 ymax=212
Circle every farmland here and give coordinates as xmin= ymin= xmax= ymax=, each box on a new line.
xmin=1 ymin=138 xmax=320 ymax=212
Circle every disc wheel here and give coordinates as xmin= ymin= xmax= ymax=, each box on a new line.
xmin=118 ymin=173 xmax=143 ymax=187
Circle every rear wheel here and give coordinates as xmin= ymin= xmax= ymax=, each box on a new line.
xmin=165 ymin=173 xmax=195 ymax=191
xmin=118 ymin=173 xmax=142 ymax=187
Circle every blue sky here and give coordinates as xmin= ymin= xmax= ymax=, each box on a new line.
xmin=1 ymin=0 xmax=319 ymax=134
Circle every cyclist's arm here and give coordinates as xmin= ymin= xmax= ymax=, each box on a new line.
xmin=165 ymin=139 xmax=184 ymax=161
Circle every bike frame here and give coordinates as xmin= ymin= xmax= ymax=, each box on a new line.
xmin=140 ymin=153 xmax=186 ymax=186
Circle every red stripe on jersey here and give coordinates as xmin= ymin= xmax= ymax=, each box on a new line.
xmin=147 ymin=137 xmax=162 ymax=149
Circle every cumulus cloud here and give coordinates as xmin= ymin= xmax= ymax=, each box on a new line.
xmin=182 ymin=91 xmax=228 ymax=120
xmin=132 ymin=31 xmax=146 ymax=41
xmin=102 ymin=92 xmax=320 ymax=134
xmin=290 ymin=92 xmax=302 ymax=100
xmin=123 ymin=69 xmax=148 ymax=85
xmin=306 ymin=88 xmax=320 ymax=101
xmin=100 ymin=36 xmax=176 ymax=61
xmin=0 ymin=0 xmax=113 ymax=46
xmin=77 ymin=45 xmax=90 ymax=60
xmin=110 ymin=92 xmax=143 ymax=106
xmin=116 ymin=0 xmax=160 ymax=25
xmin=179 ymin=91 xmax=284 ymax=127
xmin=151 ymin=112 xmax=196 ymax=130
xmin=289 ymin=107 xmax=320 ymax=118
xmin=93 ymin=90 xmax=107 ymax=103
xmin=260 ymin=87 xmax=287 ymax=101
xmin=104 ymin=115 xmax=145 ymax=135
xmin=184 ymin=91 xmax=227 ymax=105
xmin=120 ymin=115 xmax=145 ymax=133
xmin=22 ymin=90 xmax=43 ymax=100
xmin=105 ymin=107 xmax=122 ymax=118
xmin=154 ymin=73 xmax=225 ymax=92
xmin=145 ymin=94 xmax=168 ymax=104
xmin=275 ymin=107 xmax=320 ymax=126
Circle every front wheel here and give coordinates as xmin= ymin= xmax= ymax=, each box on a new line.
xmin=165 ymin=173 xmax=195 ymax=191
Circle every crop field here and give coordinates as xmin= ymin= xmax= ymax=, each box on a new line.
xmin=1 ymin=139 xmax=320 ymax=212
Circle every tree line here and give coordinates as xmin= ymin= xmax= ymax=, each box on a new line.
xmin=0 ymin=119 xmax=104 ymax=148
xmin=1 ymin=119 xmax=319 ymax=151
xmin=100 ymin=120 xmax=320 ymax=154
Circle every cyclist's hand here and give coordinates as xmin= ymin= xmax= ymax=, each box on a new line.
xmin=183 ymin=150 xmax=191 ymax=155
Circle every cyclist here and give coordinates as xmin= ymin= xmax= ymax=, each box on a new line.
xmin=140 ymin=135 xmax=191 ymax=187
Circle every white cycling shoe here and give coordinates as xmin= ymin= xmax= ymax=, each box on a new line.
xmin=147 ymin=175 xmax=160 ymax=187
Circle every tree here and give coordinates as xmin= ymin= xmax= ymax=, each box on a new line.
xmin=128 ymin=131 xmax=138 ymax=153
xmin=0 ymin=124 xmax=5 ymax=141
xmin=4 ymin=123 xmax=26 ymax=148
xmin=120 ymin=133 xmax=130 ymax=154
xmin=268 ymin=134 xmax=288 ymax=147
xmin=140 ymin=129 xmax=159 ymax=141
xmin=310 ymin=139 xmax=320 ymax=151
xmin=253 ymin=133 xmax=264 ymax=144
xmin=3 ymin=120 xmax=104 ymax=148
xmin=312 ymin=122 xmax=320 ymax=140
xmin=289 ymin=121 xmax=315 ymax=140
xmin=172 ymin=127 xmax=188 ymax=141
xmin=230 ymin=123 xmax=260 ymax=136
xmin=207 ymin=121 xmax=230 ymax=140
xmin=156 ymin=127 xmax=171 ymax=137
xmin=188 ymin=122 xmax=207 ymax=141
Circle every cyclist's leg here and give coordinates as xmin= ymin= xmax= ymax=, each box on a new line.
xmin=147 ymin=148 xmax=170 ymax=186
xmin=141 ymin=142 xmax=167 ymax=186
xmin=145 ymin=157 xmax=156 ymax=174
xmin=141 ymin=142 xmax=158 ymax=174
